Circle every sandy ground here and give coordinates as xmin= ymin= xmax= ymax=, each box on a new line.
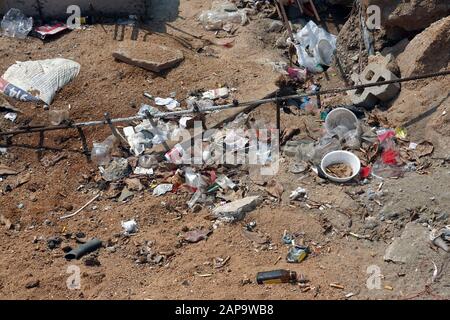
xmin=0 ymin=0 xmax=449 ymax=300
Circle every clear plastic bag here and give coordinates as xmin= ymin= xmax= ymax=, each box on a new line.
xmin=291 ymin=21 xmax=336 ymax=73
xmin=312 ymin=137 xmax=341 ymax=165
xmin=371 ymin=129 xmax=404 ymax=179
xmin=184 ymin=168 xmax=208 ymax=191
xmin=198 ymin=9 xmax=247 ymax=31
xmin=1 ymin=8 xmax=33 ymax=39
xmin=48 ymin=109 xmax=70 ymax=126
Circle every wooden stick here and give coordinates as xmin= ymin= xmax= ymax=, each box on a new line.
xmin=60 ymin=193 xmax=100 ymax=220
xmin=308 ymin=0 xmax=321 ymax=22
xmin=295 ymin=0 xmax=304 ymax=14
xmin=276 ymin=0 xmax=294 ymax=41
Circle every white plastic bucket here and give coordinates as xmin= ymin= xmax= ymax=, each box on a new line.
xmin=325 ymin=108 xmax=358 ymax=134
xmin=321 ymin=150 xmax=361 ymax=183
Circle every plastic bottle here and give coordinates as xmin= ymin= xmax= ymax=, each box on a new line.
xmin=90 ymin=135 xmax=118 ymax=166
xmin=48 ymin=109 xmax=70 ymax=126
xmin=256 ymin=270 xmax=297 ymax=284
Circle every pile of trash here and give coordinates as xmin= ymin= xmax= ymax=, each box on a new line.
xmin=283 ymin=106 xmax=434 ymax=183
xmin=87 ymin=88 xmax=278 ymax=222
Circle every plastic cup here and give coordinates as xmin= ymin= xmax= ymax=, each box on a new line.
xmin=325 ymin=108 xmax=358 ymax=134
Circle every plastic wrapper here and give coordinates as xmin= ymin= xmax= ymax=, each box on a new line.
xmin=312 ymin=137 xmax=341 ymax=165
xmin=371 ymin=129 xmax=404 ymax=179
xmin=1 ymin=8 xmax=33 ymax=39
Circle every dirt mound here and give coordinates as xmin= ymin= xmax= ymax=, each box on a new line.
xmin=386 ymin=17 xmax=450 ymax=156
xmin=397 ymin=16 xmax=450 ymax=79
xmin=363 ymin=0 xmax=450 ymax=32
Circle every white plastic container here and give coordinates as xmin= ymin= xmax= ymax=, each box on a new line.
xmin=321 ymin=150 xmax=361 ymax=183
xmin=325 ymin=108 xmax=358 ymax=134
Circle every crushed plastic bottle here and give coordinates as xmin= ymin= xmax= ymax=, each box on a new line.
xmin=91 ymin=135 xmax=118 ymax=166
xmin=138 ymin=154 xmax=158 ymax=169
xmin=1 ymin=8 xmax=33 ymax=39
xmin=48 ymin=109 xmax=70 ymax=125
xmin=184 ymin=168 xmax=208 ymax=191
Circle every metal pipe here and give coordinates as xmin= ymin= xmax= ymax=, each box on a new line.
xmin=1 ymin=70 xmax=449 ymax=137
xmin=64 ymin=238 xmax=102 ymax=260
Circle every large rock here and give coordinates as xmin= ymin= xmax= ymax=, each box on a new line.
xmin=384 ymin=222 xmax=430 ymax=264
xmin=113 ymin=40 xmax=184 ymax=72
xmin=386 ymin=16 xmax=450 ymax=157
xmin=362 ymin=0 xmax=450 ymax=32
xmin=397 ymin=16 xmax=450 ymax=78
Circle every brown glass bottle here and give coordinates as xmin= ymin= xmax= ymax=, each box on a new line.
xmin=256 ymin=270 xmax=297 ymax=284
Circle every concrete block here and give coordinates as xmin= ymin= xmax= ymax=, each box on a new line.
xmin=350 ymin=54 xmax=401 ymax=108
xmin=112 ymin=40 xmax=184 ymax=72
xmin=384 ymin=222 xmax=430 ymax=264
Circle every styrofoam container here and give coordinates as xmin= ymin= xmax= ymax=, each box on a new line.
xmin=316 ymin=39 xmax=335 ymax=66
xmin=321 ymin=150 xmax=361 ymax=183
xmin=325 ymin=108 xmax=358 ymax=134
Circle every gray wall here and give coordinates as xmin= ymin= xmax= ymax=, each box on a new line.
xmin=0 ymin=0 xmax=180 ymax=20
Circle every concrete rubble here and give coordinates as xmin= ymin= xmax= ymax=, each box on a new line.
xmin=113 ymin=40 xmax=185 ymax=73
xmin=384 ymin=222 xmax=430 ymax=264
xmin=213 ymin=196 xmax=262 ymax=222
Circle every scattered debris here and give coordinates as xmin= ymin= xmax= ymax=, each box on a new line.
xmin=1 ymin=8 xmax=33 ymax=39
xmin=32 ymin=23 xmax=69 ymax=39
xmin=25 ymin=279 xmax=40 ymax=289
xmin=202 ymin=87 xmax=229 ymax=100
xmin=100 ymin=158 xmax=131 ymax=182
xmin=198 ymin=2 xmax=248 ymax=31
xmin=329 ymin=283 xmax=344 ymax=290
xmin=4 ymin=112 xmax=17 ymax=122
xmin=286 ymin=245 xmax=309 ymax=263
xmin=291 ymin=21 xmax=337 ymax=73
xmin=289 ymin=187 xmax=307 ymax=201
xmin=265 ymin=179 xmax=284 ymax=200
xmin=59 ymin=193 xmax=100 ymax=220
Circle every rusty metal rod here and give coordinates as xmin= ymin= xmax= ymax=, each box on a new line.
xmin=1 ymin=70 xmax=449 ymax=137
